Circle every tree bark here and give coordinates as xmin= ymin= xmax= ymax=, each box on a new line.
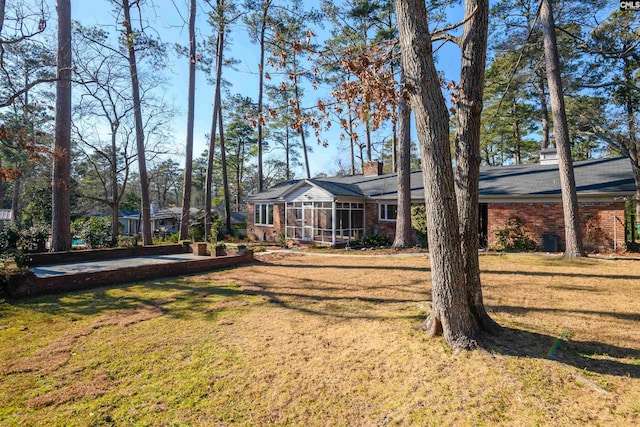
xmin=454 ymin=0 xmax=498 ymax=333
xmin=622 ymin=58 xmax=640 ymax=223
xmin=395 ymin=0 xmax=479 ymax=350
xmin=293 ymin=51 xmax=311 ymax=179
xmin=0 ymin=0 xmax=5 ymax=36
xmin=110 ymin=127 xmax=120 ymax=246
xmin=540 ymin=0 xmax=584 ymax=257
xmin=180 ymin=0 xmax=197 ymax=241
xmin=349 ymin=108 xmax=356 ymax=175
xmin=392 ymin=65 xmax=412 ymax=248
xmin=256 ymin=0 xmax=272 ymax=191
xmin=122 ymin=0 xmax=152 ymax=246
xmin=537 ymin=69 xmax=550 ymax=150
xmin=205 ymin=6 xmax=224 ymax=242
xmin=11 ymin=173 xmax=20 ymax=223
xmin=51 ymin=0 xmax=72 ymax=252
xmin=219 ymin=104 xmax=231 ymax=234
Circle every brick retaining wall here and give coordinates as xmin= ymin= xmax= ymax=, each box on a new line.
xmin=24 ymin=243 xmax=188 ymax=266
xmin=8 ymin=250 xmax=254 ymax=299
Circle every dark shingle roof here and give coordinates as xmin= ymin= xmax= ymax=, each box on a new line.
xmin=246 ymin=157 xmax=635 ymax=202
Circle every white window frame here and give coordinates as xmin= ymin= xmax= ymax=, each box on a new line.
xmin=379 ymin=203 xmax=398 ymax=222
xmin=254 ymin=203 xmax=274 ymax=226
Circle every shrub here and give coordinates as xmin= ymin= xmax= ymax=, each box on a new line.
xmin=411 ymin=205 xmax=428 ymax=248
xmin=0 ymin=261 xmax=29 ymax=297
xmin=19 ymin=223 xmax=50 ymax=253
xmin=0 ymin=222 xmax=48 ymax=266
xmin=0 ymin=222 xmax=22 ymax=253
xmin=117 ymin=235 xmax=138 ymax=247
xmin=493 ymin=216 xmax=537 ymax=252
xmin=72 ymin=217 xmax=112 ymax=249
xmin=277 ymin=229 xmax=287 ymax=247
xmin=354 ymin=234 xmax=392 ymax=248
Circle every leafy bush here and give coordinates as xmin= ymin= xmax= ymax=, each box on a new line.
xmin=117 ymin=235 xmax=139 ymax=247
xmin=411 ymin=205 xmax=428 ymax=248
xmin=277 ymin=229 xmax=287 ymax=247
xmin=0 ymin=222 xmax=49 ymax=266
xmin=0 ymin=222 xmax=22 ymax=254
xmin=19 ymin=223 xmax=50 ymax=253
xmin=72 ymin=217 xmax=112 ymax=249
xmin=354 ymin=234 xmax=392 ymax=248
xmin=0 ymin=261 xmax=29 ymax=297
xmin=493 ymin=216 xmax=537 ymax=252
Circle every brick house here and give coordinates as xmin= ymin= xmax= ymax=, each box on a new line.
xmin=246 ymin=154 xmax=636 ymax=252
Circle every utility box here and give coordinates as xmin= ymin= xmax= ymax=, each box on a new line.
xmin=543 ymin=233 xmax=559 ymax=252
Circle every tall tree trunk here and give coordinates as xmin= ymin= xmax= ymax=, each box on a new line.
xmin=293 ymin=51 xmax=311 ymax=179
xmin=219 ymin=104 xmax=231 ymax=234
xmin=285 ymin=126 xmax=291 ymax=180
xmin=123 ymin=0 xmax=152 ymax=246
xmin=0 ymin=158 xmax=4 ymax=210
xmin=110 ymin=128 xmax=120 ymax=246
xmin=623 ymin=58 xmax=640 ymax=223
xmin=349 ymin=108 xmax=356 ymax=174
xmin=395 ymin=0 xmax=478 ymax=351
xmin=392 ymin=66 xmax=412 ymax=248
xmin=511 ymin=101 xmax=522 ymax=165
xmin=205 ymin=10 xmax=224 ymax=242
xmin=180 ymin=0 xmax=197 ymax=240
xmin=365 ymin=118 xmax=372 ymax=162
xmin=540 ymin=0 xmax=584 ymax=257
xmin=455 ymin=0 xmax=498 ymax=333
xmin=0 ymin=0 xmax=5 ymax=35
xmin=537 ymin=69 xmax=550 ymax=150
xmin=11 ymin=174 xmax=20 ymax=223
xmin=51 ymin=0 xmax=72 ymax=252
xmin=256 ymin=0 xmax=272 ymax=191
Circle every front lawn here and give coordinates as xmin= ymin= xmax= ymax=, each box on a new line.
xmin=1 ymin=253 xmax=639 ymax=425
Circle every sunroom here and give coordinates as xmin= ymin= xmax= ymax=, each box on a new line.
xmin=281 ymin=180 xmax=366 ymax=246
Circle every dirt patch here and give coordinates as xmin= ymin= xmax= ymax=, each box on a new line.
xmin=2 ymin=334 xmax=77 ymax=375
xmin=91 ymin=305 xmax=163 ymax=328
xmin=2 ymin=305 xmax=164 ymax=376
xmin=27 ymin=371 xmax=111 ymax=409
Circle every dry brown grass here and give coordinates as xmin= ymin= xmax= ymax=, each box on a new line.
xmin=1 ymin=252 xmax=639 ymax=426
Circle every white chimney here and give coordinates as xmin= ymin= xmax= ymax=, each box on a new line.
xmin=540 ymin=146 xmax=559 ymax=165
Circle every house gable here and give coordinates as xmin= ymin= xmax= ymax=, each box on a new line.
xmin=285 ymin=182 xmax=334 ymax=203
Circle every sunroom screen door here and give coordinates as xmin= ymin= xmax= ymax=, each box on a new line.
xmin=302 ymin=202 xmax=314 ymax=241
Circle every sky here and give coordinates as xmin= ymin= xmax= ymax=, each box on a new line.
xmin=67 ymin=0 xmax=463 ymax=178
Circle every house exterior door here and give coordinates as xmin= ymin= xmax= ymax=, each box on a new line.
xmin=302 ymin=202 xmax=314 ymax=241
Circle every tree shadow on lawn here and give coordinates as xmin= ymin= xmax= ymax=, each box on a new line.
xmin=257 ymin=260 xmax=431 ymax=273
xmin=483 ymin=269 xmax=640 ymax=282
xmin=7 ymin=276 xmax=251 ymax=321
xmin=485 ymin=325 xmax=640 ymax=379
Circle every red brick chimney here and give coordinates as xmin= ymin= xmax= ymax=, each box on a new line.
xmin=363 ymin=161 xmax=383 ymax=176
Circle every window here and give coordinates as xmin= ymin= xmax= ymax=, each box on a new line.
xmin=254 ymin=203 xmax=274 ymax=226
xmin=379 ymin=204 xmax=397 ymax=221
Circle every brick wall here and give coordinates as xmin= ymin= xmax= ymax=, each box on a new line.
xmin=9 ymin=251 xmax=254 ymax=299
xmin=247 ymin=203 xmax=284 ymax=243
xmin=487 ymin=201 xmax=626 ymax=253
xmin=366 ymin=202 xmax=397 ymax=238
xmin=366 ymin=202 xmax=419 ymax=242
xmin=25 ymin=243 xmax=187 ymax=266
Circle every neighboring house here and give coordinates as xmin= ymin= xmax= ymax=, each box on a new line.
xmin=119 ymin=207 xmax=246 ymax=236
xmin=120 ymin=207 xmax=195 ymax=235
xmin=0 ymin=209 xmax=13 ymax=231
xmin=246 ymin=154 xmax=636 ymax=253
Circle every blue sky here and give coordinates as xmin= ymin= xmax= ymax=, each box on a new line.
xmin=69 ymin=0 xmax=463 ymax=178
